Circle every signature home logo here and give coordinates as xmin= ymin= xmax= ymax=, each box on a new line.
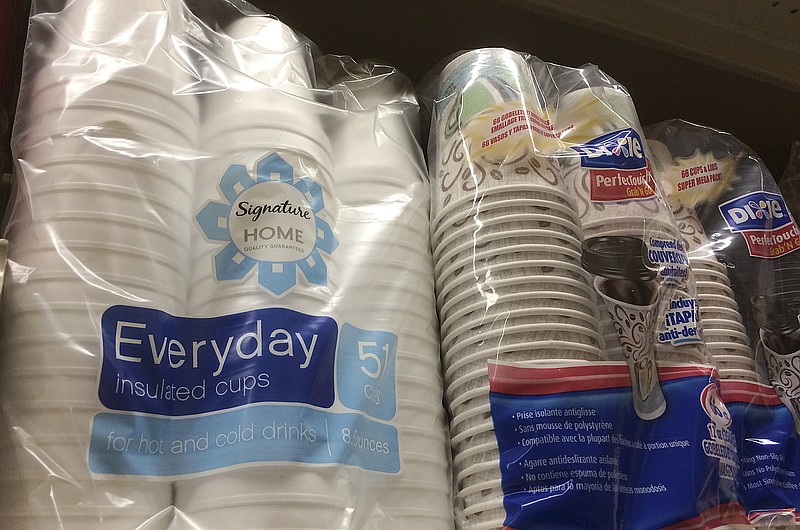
xmin=196 ymin=153 xmax=338 ymax=296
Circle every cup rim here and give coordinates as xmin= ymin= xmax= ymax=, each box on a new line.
xmin=696 ymin=293 xmax=739 ymax=308
xmin=458 ymin=477 xmax=503 ymax=496
xmin=31 ymin=75 xmax=198 ymax=119
xmin=450 ymin=402 xmax=492 ymax=430
xmin=692 ymin=268 xmax=731 ymax=283
xmin=719 ymin=367 xmax=760 ymax=378
xmin=462 ymin=496 xmax=505 ymax=516
xmin=16 ymin=153 xmax=193 ymax=196
xmin=467 ymin=517 xmax=507 ymax=530
xmin=455 ymin=456 xmax=500 ymax=480
xmin=33 ymin=101 xmax=195 ymax=146
xmin=689 ymin=257 xmax=728 ymax=273
xmin=453 ymin=439 xmax=499 ymax=467
xmin=444 ymin=341 xmax=602 ymax=381
xmin=450 ymin=418 xmax=495 ymax=447
xmin=438 ymin=272 xmax=597 ymax=315
xmin=695 ymin=280 xmax=736 ymax=297
xmin=704 ymin=329 xmax=751 ymax=343
xmin=443 ymin=320 xmax=602 ymax=362
xmin=11 ymin=241 xmax=184 ymax=276
xmin=28 ymin=211 xmax=188 ymax=246
xmin=434 ymin=228 xmax=582 ymax=268
xmin=707 ymin=341 xmax=754 ymax=354
xmin=448 ymin=383 xmax=490 ymax=410
xmin=440 ymin=290 xmax=601 ymax=330
xmin=700 ymin=306 xmax=743 ymax=319
xmin=433 ymin=185 xmax=578 ymax=230
xmin=436 ymin=251 xmax=586 ymax=290
xmin=581 ymin=215 xmax=677 ymax=233
xmin=442 ymin=305 xmax=598 ymax=341
xmin=702 ymin=318 xmax=747 ymax=333
xmin=29 ymin=181 xmax=185 ymax=213
xmin=436 ymin=242 xmax=582 ymax=286
xmin=431 ymin=209 xmax=583 ymax=250
xmin=713 ymin=354 xmax=756 ymax=366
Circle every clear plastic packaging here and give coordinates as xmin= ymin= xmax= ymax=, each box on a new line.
xmin=424 ymin=50 xmax=749 ymax=529
xmin=646 ymin=119 xmax=800 ymax=526
xmin=0 ymin=1 xmax=451 ymax=528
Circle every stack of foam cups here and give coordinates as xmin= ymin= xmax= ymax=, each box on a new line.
xmin=667 ymin=192 xmax=758 ymax=382
xmin=0 ymin=0 xmax=195 ymax=528
xmin=431 ymin=49 xmax=604 ymax=529
xmin=330 ymin=99 xmax=452 ymax=528
xmin=175 ymin=15 xmax=352 ymax=529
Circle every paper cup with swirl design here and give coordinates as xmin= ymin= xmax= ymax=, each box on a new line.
xmin=583 ymin=236 xmax=666 ymax=420
xmin=761 ymin=338 xmax=800 ymax=432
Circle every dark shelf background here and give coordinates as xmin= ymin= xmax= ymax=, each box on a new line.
xmin=243 ymin=0 xmax=800 ymax=179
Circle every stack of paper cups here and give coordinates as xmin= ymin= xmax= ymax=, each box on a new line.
xmin=650 ymin=139 xmax=757 ymax=380
xmin=0 ymin=0 xmax=195 ymax=527
xmin=431 ymin=49 xmax=604 ymax=526
xmin=175 ymin=15 xmax=349 ymax=529
xmin=330 ymin=99 xmax=451 ymax=528
xmin=669 ymin=199 xmax=757 ymax=380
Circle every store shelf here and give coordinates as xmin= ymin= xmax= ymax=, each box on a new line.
xmin=253 ymin=0 xmax=800 ymax=177
xmin=503 ymin=0 xmax=800 ymax=92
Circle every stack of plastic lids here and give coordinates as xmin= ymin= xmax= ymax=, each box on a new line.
xmin=0 ymin=0 xmax=197 ymax=527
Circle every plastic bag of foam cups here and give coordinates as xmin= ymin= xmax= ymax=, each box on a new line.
xmin=0 ymin=1 xmax=451 ymax=528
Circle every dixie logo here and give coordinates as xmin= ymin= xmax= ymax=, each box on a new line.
xmin=718 ymin=191 xmax=791 ymax=232
xmin=571 ymin=128 xmax=647 ymax=170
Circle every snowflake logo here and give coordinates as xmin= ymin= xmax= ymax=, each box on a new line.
xmin=196 ymin=153 xmax=338 ymax=297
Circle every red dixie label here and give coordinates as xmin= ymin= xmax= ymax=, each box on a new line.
xmin=590 ymin=164 xmax=657 ymax=202
xmin=742 ymin=223 xmax=800 ymax=259
xmin=719 ymin=191 xmax=800 ymax=259
xmin=572 ymin=129 xmax=657 ymax=202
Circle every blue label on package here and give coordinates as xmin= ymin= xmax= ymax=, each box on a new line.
xmin=570 ymin=128 xmax=648 ymax=170
xmin=99 ymin=305 xmax=337 ymax=415
xmin=89 ymin=405 xmax=400 ymax=476
xmin=719 ymin=192 xmax=793 ymax=233
xmin=336 ymin=324 xmax=398 ymax=421
xmin=488 ymin=363 xmax=748 ymax=529
xmin=723 ymin=381 xmax=798 ymax=518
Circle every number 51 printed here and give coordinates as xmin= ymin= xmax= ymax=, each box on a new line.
xmin=337 ymin=323 xmax=398 ymax=421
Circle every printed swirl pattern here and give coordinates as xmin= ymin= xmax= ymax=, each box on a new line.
xmin=765 ymin=350 xmax=800 ymax=418
xmin=610 ymin=303 xmax=653 ymax=364
xmin=438 ymin=133 xmax=562 ymax=211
